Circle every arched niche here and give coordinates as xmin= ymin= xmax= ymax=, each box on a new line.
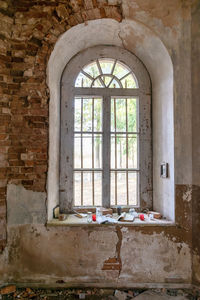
xmin=47 ymin=18 xmax=174 ymax=221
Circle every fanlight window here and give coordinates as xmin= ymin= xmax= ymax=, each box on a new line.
xmin=75 ymin=59 xmax=138 ymax=88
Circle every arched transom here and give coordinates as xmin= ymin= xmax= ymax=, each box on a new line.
xmin=75 ymin=59 xmax=138 ymax=89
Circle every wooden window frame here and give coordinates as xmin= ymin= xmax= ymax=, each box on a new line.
xmin=60 ymin=46 xmax=152 ymax=213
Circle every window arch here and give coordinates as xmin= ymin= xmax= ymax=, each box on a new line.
xmin=75 ymin=59 xmax=138 ymax=89
xmin=60 ymin=46 xmax=152 ymax=213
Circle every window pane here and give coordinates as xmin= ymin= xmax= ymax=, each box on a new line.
xmin=111 ymin=98 xmax=127 ymax=132
xmin=74 ymin=98 xmax=81 ymax=131
xmin=94 ymin=172 xmax=102 ymax=206
xmin=117 ymin=172 xmax=127 ymax=205
xmin=128 ymin=135 xmax=138 ymax=169
xmin=75 ymin=72 xmax=92 ymax=87
xmin=82 ymin=134 xmax=92 ymax=168
xmin=110 ymin=171 xmax=116 ymax=206
xmin=83 ymin=61 xmax=100 ymax=78
xmin=111 ymin=134 xmax=126 ymax=169
xmin=99 ymin=59 xmax=114 ymax=74
xmin=94 ymin=134 xmax=102 ymax=168
xmin=111 ymin=98 xmax=115 ymax=132
xmin=127 ymin=98 xmax=137 ymax=132
xmin=94 ymin=98 xmax=102 ymax=132
xmin=116 ymin=98 xmax=126 ymax=132
xmin=113 ymin=62 xmax=129 ymax=79
xmin=128 ymin=172 xmax=138 ymax=205
xmin=111 ymin=135 xmax=115 ymax=169
xmin=82 ymin=98 xmax=92 ymax=131
xmin=110 ymin=171 xmax=138 ymax=206
xmin=74 ymin=134 xmax=81 ymax=168
xmin=121 ymin=73 xmax=137 ymax=88
xmin=83 ymin=172 xmax=93 ymax=206
xmin=74 ymin=172 xmax=102 ymax=206
xmin=74 ymin=172 xmax=81 ymax=206
xmin=110 ymin=172 xmax=127 ymax=206
xmin=109 ymin=78 xmax=120 ymax=88
xmin=111 ymin=134 xmax=138 ymax=169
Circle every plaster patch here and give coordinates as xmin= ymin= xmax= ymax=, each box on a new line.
xmin=7 ymin=184 xmax=46 ymax=225
xmin=182 ymin=185 xmax=192 ymax=202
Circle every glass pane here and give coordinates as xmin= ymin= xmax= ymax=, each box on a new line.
xmin=127 ymin=98 xmax=137 ymax=132
xmin=111 ymin=134 xmax=138 ymax=169
xmin=94 ymin=134 xmax=102 ymax=168
xmin=116 ymin=98 xmax=126 ymax=132
xmin=111 ymin=98 xmax=115 ymax=132
xmin=74 ymin=134 xmax=81 ymax=168
xmin=111 ymin=172 xmax=128 ymax=206
xmin=94 ymin=98 xmax=102 ymax=132
xmin=102 ymin=75 xmax=112 ymax=87
xmin=82 ymin=134 xmax=92 ymax=168
xmin=117 ymin=172 xmax=127 ymax=205
xmin=74 ymin=172 xmax=102 ymax=207
xmin=99 ymin=59 xmax=114 ymax=74
xmin=83 ymin=61 xmax=100 ymax=78
xmin=109 ymin=78 xmax=120 ymax=88
xmin=94 ymin=172 xmax=102 ymax=206
xmin=83 ymin=172 xmax=92 ymax=206
xmin=113 ymin=62 xmax=129 ymax=79
xmin=92 ymin=78 xmax=104 ymax=88
xmin=128 ymin=135 xmax=138 ymax=169
xmin=110 ymin=171 xmax=138 ymax=206
xmin=121 ymin=73 xmax=137 ymax=88
xmin=74 ymin=172 xmax=81 ymax=206
xmin=117 ymin=135 xmax=126 ymax=169
xmin=111 ymin=134 xmax=126 ymax=169
xmin=110 ymin=171 xmax=116 ymax=206
xmin=74 ymin=98 xmax=81 ymax=131
xmin=111 ymin=134 xmax=115 ymax=169
xmin=75 ymin=72 xmax=92 ymax=87
xmin=83 ymin=98 xmax=92 ymax=131
xmin=128 ymin=172 xmax=138 ymax=205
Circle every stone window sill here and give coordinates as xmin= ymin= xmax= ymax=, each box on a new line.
xmin=47 ymin=213 xmax=174 ymax=227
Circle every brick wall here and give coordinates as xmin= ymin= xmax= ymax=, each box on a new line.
xmin=0 ymin=0 xmax=122 ymax=251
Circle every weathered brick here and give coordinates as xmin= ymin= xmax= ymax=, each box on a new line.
xmin=0 ymin=0 xmax=124 ymax=251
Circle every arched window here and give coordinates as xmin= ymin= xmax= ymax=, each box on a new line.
xmin=60 ymin=46 xmax=152 ymax=213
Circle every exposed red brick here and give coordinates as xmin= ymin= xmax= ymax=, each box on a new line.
xmin=0 ymin=0 xmax=123 ymax=251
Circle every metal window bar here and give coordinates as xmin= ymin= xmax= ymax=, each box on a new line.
xmin=92 ymin=97 xmax=94 ymax=205
xmin=126 ymin=98 xmax=129 ymax=205
xmin=81 ymin=97 xmax=83 ymax=205
xmin=114 ymin=97 xmax=117 ymax=205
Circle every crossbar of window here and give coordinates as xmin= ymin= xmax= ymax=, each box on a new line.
xmin=74 ymin=88 xmax=140 ymax=97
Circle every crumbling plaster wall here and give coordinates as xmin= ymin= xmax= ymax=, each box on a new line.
xmin=0 ymin=0 xmax=198 ymax=287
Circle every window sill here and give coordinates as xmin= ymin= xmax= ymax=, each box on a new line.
xmin=47 ymin=213 xmax=174 ymax=227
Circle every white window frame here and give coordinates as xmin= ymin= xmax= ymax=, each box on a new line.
xmin=60 ymin=46 xmax=152 ymax=213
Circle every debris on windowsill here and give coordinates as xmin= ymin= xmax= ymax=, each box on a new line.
xmin=99 ymin=207 xmax=113 ymax=215
xmin=96 ymin=215 xmax=118 ymax=224
xmin=58 ymin=214 xmax=67 ymax=221
xmin=118 ymin=212 xmax=134 ymax=222
xmin=53 ymin=205 xmax=60 ymax=218
xmin=49 ymin=206 xmax=172 ymax=226
xmin=147 ymin=211 xmax=162 ymax=219
xmin=73 ymin=210 xmax=87 ymax=218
